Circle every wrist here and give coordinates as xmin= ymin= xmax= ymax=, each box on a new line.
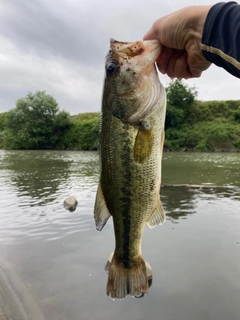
xmin=187 ymin=6 xmax=212 ymax=42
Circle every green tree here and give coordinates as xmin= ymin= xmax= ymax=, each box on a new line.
xmin=60 ymin=116 xmax=100 ymax=150
xmin=3 ymin=91 xmax=71 ymax=149
xmin=0 ymin=112 xmax=7 ymax=148
xmin=0 ymin=112 xmax=7 ymax=131
xmin=233 ymin=106 xmax=240 ymax=123
xmin=72 ymin=112 xmax=100 ymax=122
xmin=165 ymin=79 xmax=197 ymax=128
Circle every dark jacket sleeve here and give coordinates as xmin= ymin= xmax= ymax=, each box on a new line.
xmin=202 ymin=1 xmax=240 ymax=78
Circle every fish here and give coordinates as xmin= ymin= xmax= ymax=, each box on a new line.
xmin=94 ymin=39 xmax=166 ymax=299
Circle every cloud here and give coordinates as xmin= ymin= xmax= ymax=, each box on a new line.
xmin=0 ymin=0 xmax=240 ymax=114
xmin=0 ymin=34 xmax=103 ymax=111
xmin=0 ymin=0 xmax=108 ymax=65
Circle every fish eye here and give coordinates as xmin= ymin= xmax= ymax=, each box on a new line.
xmin=106 ymin=63 xmax=117 ymax=74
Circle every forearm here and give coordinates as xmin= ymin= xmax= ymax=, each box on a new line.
xmin=201 ymin=1 xmax=240 ymax=78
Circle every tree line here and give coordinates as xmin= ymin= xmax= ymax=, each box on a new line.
xmin=0 ymin=81 xmax=240 ymax=151
xmin=165 ymin=80 xmax=240 ymax=151
xmin=0 ymin=91 xmax=100 ymax=150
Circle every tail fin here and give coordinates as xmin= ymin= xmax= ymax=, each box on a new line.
xmin=105 ymin=253 xmax=152 ymax=299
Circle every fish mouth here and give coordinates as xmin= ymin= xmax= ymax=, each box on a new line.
xmin=107 ymin=39 xmax=162 ymax=125
xmin=109 ymin=38 xmax=161 ymax=66
xmin=105 ymin=39 xmax=163 ymax=126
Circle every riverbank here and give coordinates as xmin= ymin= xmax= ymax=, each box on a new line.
xmin=164 ymin=100 xmax=240 ymax=152
xmin=1 ymin=99 xmax=240 ymax=152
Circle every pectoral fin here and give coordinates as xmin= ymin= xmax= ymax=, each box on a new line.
xmin=94 ymin=182 xmax=111 ymax=231
xmin=147 ymin=198 xmax=165 ymax=228
xmin=134 ymin=128 xmax=153 ymax=163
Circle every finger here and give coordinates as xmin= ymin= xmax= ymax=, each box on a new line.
xmin=188 ymin=54 xmax=211 ymax=77
xmin=155 ymin=46 xmax=175 ymax=74
xmin=172 ymin=51 xmax=190 ymax=79
xmin=143 ymin=27 xmax=155 ymax=40
xmin=166 ymin=51 xmax=203 ymax=79
xmin=165 ymin=50 xmax=186 ymax=78
xmin=143 ymin=18 xmax=163 ymax=41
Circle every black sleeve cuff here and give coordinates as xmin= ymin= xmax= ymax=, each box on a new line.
xmin=202 ymin=1 xmax=240 ymax=78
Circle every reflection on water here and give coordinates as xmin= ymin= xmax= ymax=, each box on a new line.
xmin=1 ymin=150 xmax=99 ymax=207
xmin=162 ymin=185 xmax=240 ymax=221
xmin=2 ymin=151 xmax=71 ymax=206
xmin=162 ymin=186 xmax=197 ymax=220
xmin=162 ymin=152 xmax=240 ymax=187
xmin=0 ymin=150 xmax=240 ymax=320
xmin=0 ymin=150 xmax=99 ymax=244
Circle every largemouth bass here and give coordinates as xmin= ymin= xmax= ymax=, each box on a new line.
xmin=94 ymin=39 xmax=166 ymax=299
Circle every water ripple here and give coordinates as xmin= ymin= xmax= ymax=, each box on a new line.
xmin=1 ymin=150 xmax=240 ymax=244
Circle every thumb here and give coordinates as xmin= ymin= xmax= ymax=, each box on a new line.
xmin=143 ymin=26 xmax=156 ymax=41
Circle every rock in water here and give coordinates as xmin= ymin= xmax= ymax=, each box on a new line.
xmin=64 ymin=197 xmax=78 ymax=212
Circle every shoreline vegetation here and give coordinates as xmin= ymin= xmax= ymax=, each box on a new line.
xmin=0 ymin=80 xmax=240 ymax=152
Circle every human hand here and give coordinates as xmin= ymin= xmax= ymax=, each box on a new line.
xmin=144 ymin=6 xmax=212 ymax=79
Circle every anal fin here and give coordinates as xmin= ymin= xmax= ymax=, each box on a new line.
xmin=94 ymin=182 xmax=111 ymax=231
xmin=147 ymin=198 xmax=166 ymax=228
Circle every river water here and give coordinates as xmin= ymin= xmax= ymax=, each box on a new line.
xmin=0 ymin=150 xmax=240 ymax=320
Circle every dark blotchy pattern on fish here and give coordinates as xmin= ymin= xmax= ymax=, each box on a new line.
xmin=94 ymin=39 xmax=166 ymax=299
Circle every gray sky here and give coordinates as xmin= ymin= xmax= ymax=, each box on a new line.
xmin=0 ymin=0 xmax=240 ymax=115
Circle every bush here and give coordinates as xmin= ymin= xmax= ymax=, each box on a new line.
xmin=59 ymin=116 xmax=100 ymax=150
xmin=165 ymin=122 xmax=240 ymax=152
xmin=233 ymin=106 xmax=240 ymax=123
xmin=166 ymin=80 xmax=197 ymax=129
